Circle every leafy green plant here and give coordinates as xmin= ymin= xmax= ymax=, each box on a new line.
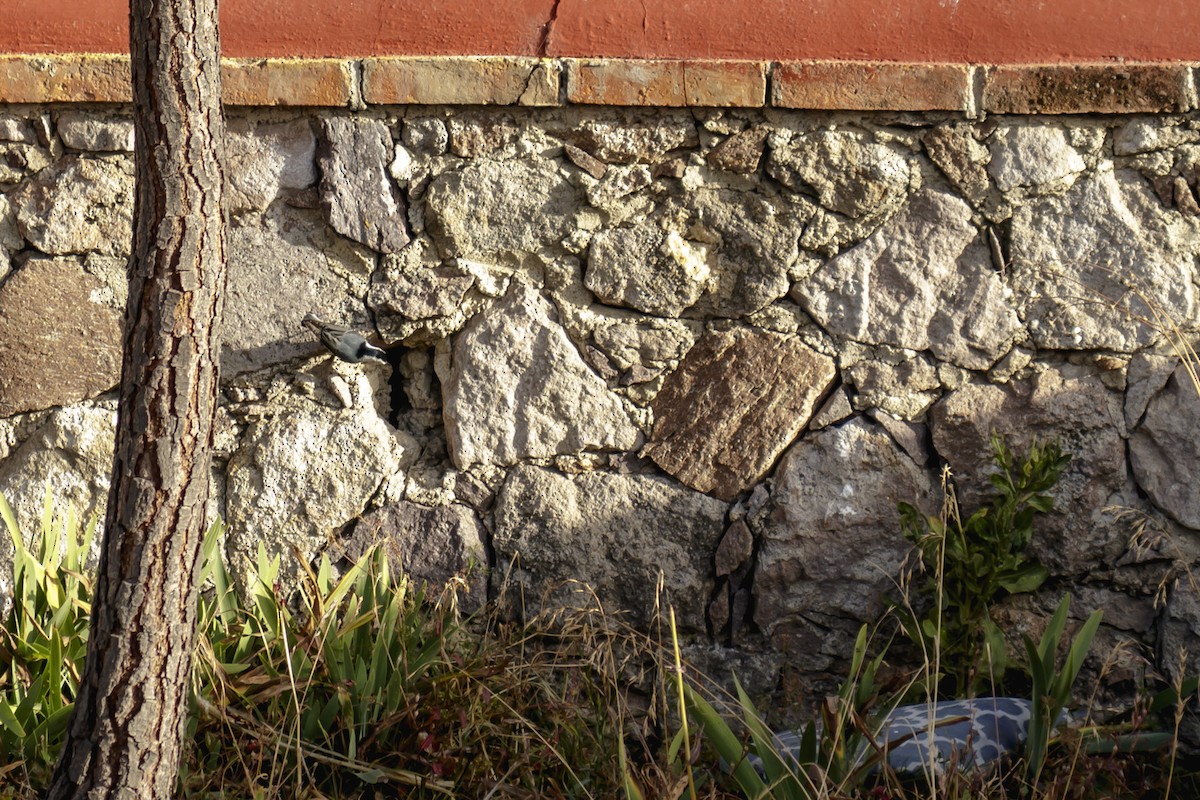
xmin=897 ymin=435 xmax=1070 ymax=697
xmin=1024 ymin=594 xmax=1102 ymax=784
xmin=0 ymin=488 xmax=95 ymax=786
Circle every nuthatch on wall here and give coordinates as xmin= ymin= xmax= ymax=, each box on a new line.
xmin=302 ymin=313 xmax=389 ymax=365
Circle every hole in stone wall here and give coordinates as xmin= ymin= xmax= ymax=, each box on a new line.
xmin=384 ymin=345 xmax=410 ymax=428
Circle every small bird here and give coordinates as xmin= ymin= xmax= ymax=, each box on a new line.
xmin=302 ymin=313 xmax=389 ymax=365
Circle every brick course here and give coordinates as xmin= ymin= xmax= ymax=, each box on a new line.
xmin=0 ymin=54 xmax=1195 ymax=113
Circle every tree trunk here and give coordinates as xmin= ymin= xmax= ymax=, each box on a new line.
xmin=45 ymin=0 xmax=226 ymax=795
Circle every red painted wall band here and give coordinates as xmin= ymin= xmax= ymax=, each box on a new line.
xmin=5 ymin=0 xmax=1200 ymax=63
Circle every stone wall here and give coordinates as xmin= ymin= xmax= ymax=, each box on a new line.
xmin=4 ymin=81 xmax=1200 ymax=715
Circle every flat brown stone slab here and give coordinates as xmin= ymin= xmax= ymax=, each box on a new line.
xmin=0 ymin=260 xmax=121 ymax=416
xmin=643 ymin=327 xmax=836 ymax=501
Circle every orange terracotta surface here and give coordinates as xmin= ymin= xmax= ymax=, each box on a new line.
xmin=4 ymin=0 xmax=1200 ymax=62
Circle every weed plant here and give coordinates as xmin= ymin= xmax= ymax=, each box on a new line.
xmin=896 ymin=435 xmax=1070 ymax=698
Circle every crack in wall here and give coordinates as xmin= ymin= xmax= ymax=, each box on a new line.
xmin=537 ymin=0 xmax=563 ymax=57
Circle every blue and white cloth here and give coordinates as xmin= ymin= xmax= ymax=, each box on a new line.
xmin=754 ymin=697 xmax=1063 ymax=776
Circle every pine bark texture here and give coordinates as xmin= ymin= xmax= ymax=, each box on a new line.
xmin=45 ymin=0 xmax=226 ymax=796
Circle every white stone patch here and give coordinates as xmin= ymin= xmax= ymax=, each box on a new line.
xmin=988 ymin=125 xmax=1086 ymax=193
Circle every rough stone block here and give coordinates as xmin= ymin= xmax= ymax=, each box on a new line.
xmin=644 ymin=327 xmax=836 ymax=501
xmin=346 ymin=501 xmax=488 ymax=607
xmin=983 ymin=64 xmax=1192 ymax=114
xmin=317 ymin=117 xmax=410 ymax=254
xmin=773 ymin=61 xmax=973 ymax=112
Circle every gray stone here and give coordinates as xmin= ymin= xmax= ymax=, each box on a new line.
xmin=55 ymin=111 xmax=134 ymax=152
xmin=929 ymin=366 xmax=1130 ymax=574
xmin=809 ymin=385 xmax=854 ymax=430
xmin=796 ymin=189 xmax=1022 ymax=370
xmin=1130 ymin=363 xmax=1200 ymax=529
xmin=493 ymin=464 xmax=726 ymax=630
xmin=1125 ymin=351 xmax=1180 ymax=429
xmin=224 ymin=204 xmax=375 ymax=375
xmin=922 ymin=123 xmax=990 ymax=202
xmin=0 ymin=260 xmax=122 ymax=416
xmin=345 ymin=500 xmax=487 ymax=607
xmin=584 ymin=164 xmax=652 ymax=209
xmin=715 ymin=519 xmax=754 ymax=577
xmin=1159 ymin=585 xmax=1200 ymax=744
xmin=589 ymin=314 xmax=696 ymax=383
xmin=369 ymin=237 xmax=502 ymax=344
xmin=586 ymin=221 xmax=712 ymax=316
xmin=868 ymin=409 xmax=933 ymax=467
xmin=0 ymin=194 xmax=20 ymax=280
xmin=225 ymin=398 xmax=416 ymax=590
xmin=988 ymin=125 xmax=1086 ymax=192
xmin=425 ymin=157 xmax=580 ymax=261
xmin=754 ymin=417 xmax=937 ymax=669
xmin=706 ymin=127 xmax=768 ymax=174
xmin=10 ymin=155 xmax=133 ymax=256
xmin=401 ymin=117 xmax=448 ymax=155
xmin=845 ymin=353 xmax=941 ymax=420
xmin=1010 ymin=168 xmax=1200 ymax=352
xmin=0 ymin=402 xmax=117 ymax=555
xmin=686 ymin=188 xmax=811 ymax=317
xmin=766 ymin=130 xmax=912 ymax=219
xmin=0 ymin=114 xmax=35 ymax=144
xmin=439 ymin=282 xmax=640 ymax=468
xmin=0 ymin=143 xmax=53 ymax=184
xmin=560 ymin=116 xmax=699 ymax=164
xmin=317 ymin=117 xmax=409 ymax=254
xmin=1113 ymin=119 xmax=1200 ymax=156
xmin=227 ymin=118 xmax=317 ymax=213
xmin=643 ymin=327 xmax=837 ymax=501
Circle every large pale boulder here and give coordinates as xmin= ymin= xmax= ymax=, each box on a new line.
xmin=929 ymin=365 xmax=1130 ymax=574
xmin=586 ymin=221 xmax=711 ymax=317
xmin=1130 ymin=363 xmax=1200 ymax=529
xmin=223 ymin=204 xmax=376 ymax=375
xmin=439 ymin=282 xmax=640 ymax=468
xmin=1010 ymin=168 xmax=1200 ymax=351
xmin=345 ymin=500 xmax=488 ymax=608
xmin=227 ymin=118 xmax=317 ymax=213
xmin=10 ymin=155 xmax=133 ymax=256
xmin=766 ymin=130 xmax=911 ymax=219
xmin=224 ymin=399 xmax=416 ymax=591
xmin=425 ymin=157 xmax=581 ymax=260
xmin=754 ymin=417 xmax=936 ymax=670
xmin=0 ymin=403 xmax=117 ymax=543
xmin=493 ymin=464 xmax=727 ymax=630
xmin=795 ymin=188 xmax=1023 ymax=370
xmin=988 ymin=125 xmax=1086 ymax=193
